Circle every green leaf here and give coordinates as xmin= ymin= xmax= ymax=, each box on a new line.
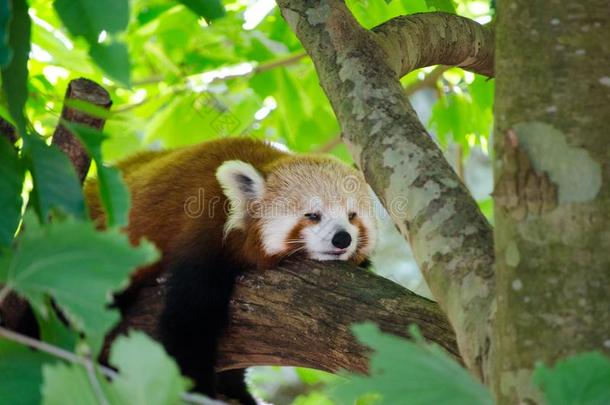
xmin=89 ymin=41 xmax=131 ymax=87
xmin=0 ymin=0 xmax=12 ymax=66
xmin=0 ymin=136 xmax=24 ymax=247
xmin=65 ymin=123 xmax=130 ymax=227
xmin=274 ymin=69 xmax=305 ymax=144
xmin=108 ymin=332 xmax=191 ymax=404
xmin=40 ymin=332 xmax=191 ymax=405
xmin=53 ymin=0 xmax=130 ymax=85
xmin=64 ymin=99 xmax=113 ymax=120
xmin=330 ymin=323 xmax=493 ymax=405
xmin=1 ymin=0 xmax=30 ymax=135
xmin=3 ymin=214 xmax=159 ymax=354
xmin=22 ymin=134 xmax=86 ymax=221
xmin=178 ymin=0 xmax=225 ymax=21
xmin=425 ymin=0 xmax=456 ymax=13
xmin=53 ymin=0 xmax=128 ymax=43
xmin=0 ymin=340 xmax=54 ymax=405
xmin=533 ymin=351 xmax=610 ymax=405
xmin=35 ymin=303 xmax=78 ymax=352
xmin=41 ymin=362 xmax=98 ymax=405
xmin=293 ymin=392 xmax=336 ymax=405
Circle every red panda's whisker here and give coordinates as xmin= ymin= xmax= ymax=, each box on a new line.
xmin=282 ymin=245 xmax=307 ymax=259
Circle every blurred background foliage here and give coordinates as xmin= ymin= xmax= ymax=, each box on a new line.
xmin=0 ymin=0 xmax=511 ymax=404
xmin=7 ymin=0 xmax=496 ymax=298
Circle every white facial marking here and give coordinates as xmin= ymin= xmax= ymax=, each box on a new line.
xmin=261 ymin=214 xmax=300 ymax=255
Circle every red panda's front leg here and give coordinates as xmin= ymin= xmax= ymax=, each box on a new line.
xmin=158 ymin=251 xmax=247 ymax=399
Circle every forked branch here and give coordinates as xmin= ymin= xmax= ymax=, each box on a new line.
xmin=276 ymin=0 xmax=495 ymax=382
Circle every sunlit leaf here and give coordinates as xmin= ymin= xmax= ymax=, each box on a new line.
xmin=108 ymin=332 xmax=191 ymax=405
xmin=41 ymin=332 xmax=192 ymax=405
xmin=41 ymin=362 xmax=98 ymax=405
xmin=64 ymin=99 xmax=112 ymax=120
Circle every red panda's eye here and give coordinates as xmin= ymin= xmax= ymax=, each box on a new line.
xmin=348 ymin=212 xmax=357 ymax=220
xmin=304 ymin=212 xmax=321 ymax=222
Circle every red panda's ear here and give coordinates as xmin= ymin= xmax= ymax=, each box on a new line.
xmin=216 ymin=160 xmax=265 ymax=232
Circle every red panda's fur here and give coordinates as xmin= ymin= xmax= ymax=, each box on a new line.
xmin=85 ymin=137 xmax=371 ymax=284
xmin=84 ymin=137 xmax=375 ymax=401
xmin=85 ymin=138 xmax=288 ymax=284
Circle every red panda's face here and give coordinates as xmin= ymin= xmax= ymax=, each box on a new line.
xmin=217 ymin=157 xmax=377 ymax=265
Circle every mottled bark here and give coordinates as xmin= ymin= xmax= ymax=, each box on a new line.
xmin=102 ymin=259 xmax=459 ymax=372
xmin=276 ymin=0 xmax=495 ymax=382
xmin=373 ymin=13 xmax=494 ymax=78
xmin=52 ymin=78 xmax=112 ymax=183
xmin=493 ymin=1 xmax=610 ymax=402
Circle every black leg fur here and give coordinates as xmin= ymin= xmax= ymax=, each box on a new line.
xmin=159 ymin=252 xmax=252 ymax=401
xmin=216 ymin=369 xmax=257 ymax=405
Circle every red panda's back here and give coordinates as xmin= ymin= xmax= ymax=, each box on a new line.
xmin=85 ymin=137 xmax=288 ymax=284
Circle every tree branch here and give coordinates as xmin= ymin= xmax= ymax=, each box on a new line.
xmin=276 ymin=1 xmax=494 ymax=382
xmin=373 ymin=13 xmax=494 ymax=78
xmin=51 ymin=78 xmax=112 ymax=183
xmin=102 ymin=259 xmax=460 ymax=373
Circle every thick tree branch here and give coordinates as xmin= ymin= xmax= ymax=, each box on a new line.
xmin=52 ymin=78 xmax=112 ymax=183
xmin=277 ymin=1 xmax=494 ymax=382
xmin=102 ymin=259 xmax=459 ymax=372
xmin=373 ymin=13 xmax=494 ymax=78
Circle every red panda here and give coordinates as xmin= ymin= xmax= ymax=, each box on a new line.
xmin=85 ymin=137 xmax=377 ymax=401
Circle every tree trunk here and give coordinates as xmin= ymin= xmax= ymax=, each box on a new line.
xmin=492 ymin=0 xmax=610 ymax=402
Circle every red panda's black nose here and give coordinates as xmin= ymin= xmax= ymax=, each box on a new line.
xmin=332 ymin=231 xmax=352 ymax=249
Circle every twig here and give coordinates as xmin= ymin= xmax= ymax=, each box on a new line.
xmin=84 ymin=355 xmax=110 ymax=405
xmin=119 ymin=51 xmax=308 ymax=113
xmin=314 ymin=136 xmax=342 ymax=153
xmin=0 ymin=326 xmax=218 ymax=405
xmin=254 ymin=51 xmax=307 ymax=74
xmin=131 ymin=51 xmax=307 ymax=87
